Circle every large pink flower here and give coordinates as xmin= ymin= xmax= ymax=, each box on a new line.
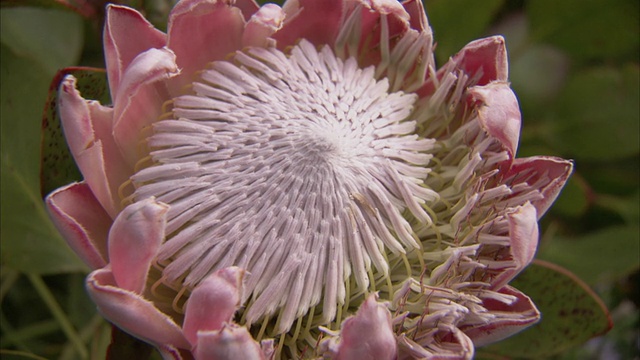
xmin=45 ymin=0 xmax=573 ymax=359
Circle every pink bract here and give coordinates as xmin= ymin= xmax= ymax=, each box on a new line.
xmin=46 ymin=0 xmax=572 ymax=359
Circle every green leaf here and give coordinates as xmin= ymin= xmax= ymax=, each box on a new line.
xmin=0 ymin=0 xmax=99 ymax=19
xmin=40 ymin=67 xmax=109 ymax=197
xmin=0 ymin=7 xmax=86 ymax=274
xmin=538 ymin=226 xmax=640 ymax=285
xmin=0 ymin=7 xmax=83 ymax=75
xmin=480 ymin=260 xmax=612 ymax=358
xmin=552 ymin=65 xmax=640 ymax=161
xmin=549 ymin=174 xmax=590 ymax=218
xmin=510 ymin=44 xmax=569 ymax=104
xmin=424 ymin=0 xmax=505 ymax=64
xmin=595 ymin=191 xmax=640 ymax=226
xmin=528 ymin=0 xmax=639 ymax=62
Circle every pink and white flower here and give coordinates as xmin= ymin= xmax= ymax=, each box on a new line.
xmin=45 ymin=0 xmax=573 ymax=359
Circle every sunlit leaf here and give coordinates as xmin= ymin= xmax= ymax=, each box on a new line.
xmin=595 ymin=190 xmax=640 ymax=226
xmin=0 ymin=7 xmax=83 ymax=75
xmin=40 ymin=67 xmax=109 ymax=197
xmin=552 ymin=65 xmax=640 ymax=161
xmin=0 ymin=7 xmax=86 ymax=274
xmin=0 ymin=0 xmax=101 ymax=19
xmin=528 ymin=0 xmax=639 ymax=62
xmin=550 ymin=174 xmax=590 ymax=218
xmin=538 ymin=226 xmax=640 ymax=285
xmin=480 ymin=260 xmax=612 ymax=358
xmin=424 ymin=0 xmax=505 ymax=64
xmin=510 ymin=44 xmax=569 ymax=104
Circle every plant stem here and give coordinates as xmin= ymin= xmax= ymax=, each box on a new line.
xmin=27 ymin=273 xmax=88 ymax=359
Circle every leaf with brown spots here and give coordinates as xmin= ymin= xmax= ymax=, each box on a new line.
xmin=479 ymin=259 xmax=612 ymax=358
xmin=40 ymin=67 xmax=110 ymax=197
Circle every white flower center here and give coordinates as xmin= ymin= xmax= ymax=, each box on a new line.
xmin=130 ymin=40 xmax=437 ymax=333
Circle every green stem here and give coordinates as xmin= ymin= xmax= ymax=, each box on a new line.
xmin=0 ymin=267 xmax=19 ymax=303
xmin=0 ymin=349 xmax=49 ymax=360
xmin=27 ymin=274 xmax=88 ymax=359
xmin=0 ymin=319 xmax=59 ymax=347
xmin=0 ymin=310 xmax=31 ymax=351
xmin=60 ymin=314 xmax=106 ymax=360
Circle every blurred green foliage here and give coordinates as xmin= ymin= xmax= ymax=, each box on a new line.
xmin=1 ymin=0 xmax=638 ymax=359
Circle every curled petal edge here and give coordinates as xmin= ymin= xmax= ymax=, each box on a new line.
xmin=469 ymin=81 xmax=522 ymax=159
xmin=243 ymin=4 xmax=286 ymax=48
xmin=491 ymin=202 xmax=539 ymax=290
xmin=86 ymin=268 xmax=191 ymax=350
xmin=402 ymin=0 xmax=430 ymax=33
xmin=183 ymin=267 xmax=245 ymax=347
xmin=507 ymin=156 xmax=574 ymax=218
xmin=462 ymin=285 xmax=541 ymax=347
xmin=195 ymin=324 xmax=266 ymax=360
xmin=320 ymin=293 xmax=397 ymax=360
xmin=167 ymin=0 xmax=246 ymax=86
xmin=273 ymin=0 xmax=344 ymax=49
xmin=45 ymin=182 xmax=110 ymax=270
xmin=417 ymin=35 xmax=508 ymax=98
xmin=104 ymin=4 xmax=167 ymax=99
xmin=58 ymin=76 xmax=126 ymax=217
xmin=109 ymin=198 xmax=168 ymax=294
xmin=112 ymin=47 xmax=179 ymax=166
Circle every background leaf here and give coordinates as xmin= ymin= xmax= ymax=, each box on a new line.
xmin=0 ymin=7 xmax=86 ymax=275
xmin=40 ymin=67 xmax=109 ymax=197
xmin=425 ymin=0 xmax=505 ymax=65
xmin=0 ymin=7 xmax=83 ymax=75
xmin=538 ymin=226 xmax=640 ymax=285
xmin=480 ymin=260 xmax=613 ymax=358
xmin=552 ymin=65 xmax=640 ymax=161
xmin=528 ymin=0 xmax=639 ymax=62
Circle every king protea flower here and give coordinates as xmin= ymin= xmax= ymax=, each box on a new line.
xmin=45 ymin=0 xmax=573 ymax=359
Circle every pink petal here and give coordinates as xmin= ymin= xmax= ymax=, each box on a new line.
xmin=272 ymin=0 xmax=344 ymax=49
xmin=57 ymin=76 xmax=92 ymax=158
xmin=84 ymin=102 xmax=133 ymax=210
xmin=334 ymin=293 xmax=397 ymax=360
xmin=58 ymin=75 xmax=132 ymax=217
xmin=228 ymin=0 xmax=261 ymax=21
xmin=402 ymin=0 xmax=429 ymax=32
xmin=242 ymin=4 xmax=285 ymax=48
xmin=417 ymin=36 xmax=508 ymax=98
xmin=109 ymin=198 xmax=168 ymax=294
xmin=86 ymin=268 xmax=190 ymax=349
xmin=183 ymin=267 xmax=245 ymax=347
xmin=167 ymin=0 xmax=246 ymax=87
xmin=45 ymin=182 xmax=111 ymax=269
xmin=354 ymin=0 xmax=411 ymax=67
xmin=104 ymin=4 xmax=167 ymax=99
xmin=506 ymin=156 xmax=574 ymax=218
xmin=195 ymin=325 xmax=265 ymax=360
xmin=112 ymin=47 xmax=178 ymax=166
xmin=491 ymin=202 xmax=538 ymax=290
xmin=361 ymin=0 xmax=410 ymax=32
xmin=462 ymin=285 xmax=540 ymax=347
xmin=452 ymin=36 xmax=508 ymax=85
xmin=468 ymin=81 xmax=522 ymax=158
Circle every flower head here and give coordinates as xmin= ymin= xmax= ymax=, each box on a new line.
xmin=46 ymin=0 xmax=573 ymax=359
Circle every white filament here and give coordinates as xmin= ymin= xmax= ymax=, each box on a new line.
xmin=131 ymin=40 xmax=437 ymax=332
